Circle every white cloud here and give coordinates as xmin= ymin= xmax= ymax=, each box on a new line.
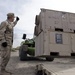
xmin=0 ymin=0 xmax=75 ymax=47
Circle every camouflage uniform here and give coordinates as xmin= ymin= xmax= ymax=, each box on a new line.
xmin=0 ymin=13 xmax=17 ymax=72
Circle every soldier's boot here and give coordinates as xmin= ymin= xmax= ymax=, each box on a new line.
xmin=0 ymin=71 xmax=11 ymax=75
xmin=4 ymin=70 xmax=13 ymax=74
xmin=1 ymin=70 xmax=12 ymax=75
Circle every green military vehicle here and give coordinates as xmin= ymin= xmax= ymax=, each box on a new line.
xmin=19 ymin=34 xmax=35 ymax=60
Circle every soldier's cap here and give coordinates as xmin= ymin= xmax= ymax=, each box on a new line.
xmin=7 ymin=13 xmax=15 ymax=18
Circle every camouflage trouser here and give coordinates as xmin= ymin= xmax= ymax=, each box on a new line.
xmin=0 ymin=40 xmax=12 ymax=71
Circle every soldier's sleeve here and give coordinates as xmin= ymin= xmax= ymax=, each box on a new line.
xmin=0 ymin=21 xmax=7 ymax=40
xmin=13 ymin=20 xmax=17 ymax=27
xmin=0 ymin=22 xmax=7 ymax=32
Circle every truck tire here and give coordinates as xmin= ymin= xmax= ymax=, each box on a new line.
xmin=19 ymin=45 xmax=28 ymax=61
xmin=20 ymin=50 xmax=28 ymax=61
xmin=46 ymin=57 xmax=54 ymax=61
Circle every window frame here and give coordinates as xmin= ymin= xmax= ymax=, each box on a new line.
xmin=55 ymin=34 xmax=63 ymax=44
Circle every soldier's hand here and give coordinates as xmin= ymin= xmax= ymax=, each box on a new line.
xmin=2 ymin=41 xmax=7 ymax=47
xmin=16 ymin=17 xmax=19 ymax=21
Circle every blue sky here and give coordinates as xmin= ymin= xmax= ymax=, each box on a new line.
xmin=0 ymin=0 xmax=75 ymax=47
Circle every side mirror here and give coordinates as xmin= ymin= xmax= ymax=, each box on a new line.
xmin=22 ymin=34 xmax=26 ymax=40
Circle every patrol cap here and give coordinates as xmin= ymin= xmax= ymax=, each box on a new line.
xmin=7 ymin=13 xmax=15 ymax=18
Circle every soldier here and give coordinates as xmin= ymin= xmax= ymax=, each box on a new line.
xmin=0 ymin=13 xmax=19 ymax=75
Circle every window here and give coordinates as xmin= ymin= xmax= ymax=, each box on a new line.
xmin=56 ymin=34 xmax=63 ymax=44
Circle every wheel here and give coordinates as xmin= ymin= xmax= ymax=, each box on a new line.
xmin=20 ymin=53 xmax=28 ymax=61
xmin=19 ymin=50 xmax=28 ymax=61
xmin=19 ymin=45 xmax=29 ymax=61
xmin=20 ymin=56 xmax=28 ymax=61
xmin=46 ymin=57 xmax=54 ymax=61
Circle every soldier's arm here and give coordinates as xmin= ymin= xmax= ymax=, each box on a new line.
xmin=0 ymin=21 xmax=7 ymax=40
xmin=13 ymin=20 xmax=17 ymax=27
xmin=13 ymin=17 xmax=19 ymax=27
xmin=0 ymin=22 xmax=7 ymax=33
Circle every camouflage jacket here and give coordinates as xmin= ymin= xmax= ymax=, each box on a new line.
xmin=0 ymin=20 xmax=17 ymax=41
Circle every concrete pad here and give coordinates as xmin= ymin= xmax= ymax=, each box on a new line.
xmin=37 ymin=59 xmax=75 ymax=75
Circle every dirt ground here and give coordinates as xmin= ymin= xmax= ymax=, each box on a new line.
xmin=1 ymin=51 xmax=75 ymax=75
xmin=0 ymin=51 xmax=36 ymax=75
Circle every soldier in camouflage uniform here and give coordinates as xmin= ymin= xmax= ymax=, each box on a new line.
xmin=0 ymin=13 xmax=19 ymax=74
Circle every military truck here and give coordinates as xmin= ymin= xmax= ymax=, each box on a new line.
xmin=19 ymin=34 xmax=36 ymax=60
xmin=34 ymin=8 xmax=75 ymax=61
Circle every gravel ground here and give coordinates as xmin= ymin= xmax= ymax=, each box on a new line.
xmin=0 ymin=51 xmax=37 ymax=75
xmin=1 ymin=51 xmax=75 ymax=75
